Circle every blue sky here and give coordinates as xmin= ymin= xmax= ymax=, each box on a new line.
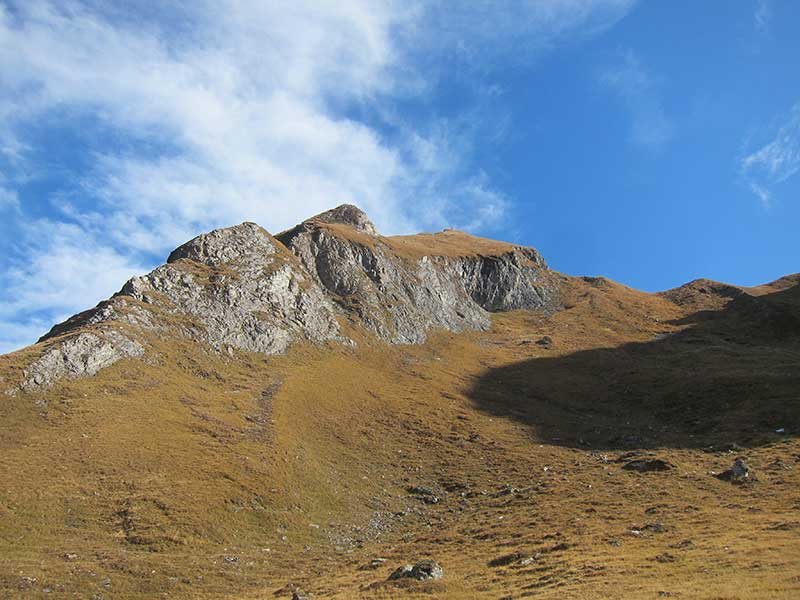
xmin=1 ymin=0 xmax=799 ymax=353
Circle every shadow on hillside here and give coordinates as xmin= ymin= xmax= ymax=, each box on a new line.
xmin=467 ymin=283 xmax=800 ymax=450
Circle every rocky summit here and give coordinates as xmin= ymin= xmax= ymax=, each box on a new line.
xmin=1 ymin=205 xmax=799 ymax=599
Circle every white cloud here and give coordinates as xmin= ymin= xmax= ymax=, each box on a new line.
xmin=748 ymin=182 xmax=772 ymax=208
xmin=741 ymin=102 xmax=800 ymax=207
xmin=0 ymin=0 xmax=635 ymax=352
xmin=755 ymin=0 xmax=771 ymax=33
xmin=0 ymin=186 xmax=18 ymax=210
xmin=0 ymin=220 xmax=148 ymax=323
xmin=599 ymin=49 xmax=674 ymax=149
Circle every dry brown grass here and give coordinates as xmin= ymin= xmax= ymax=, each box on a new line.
xmin=0 ymin=272 xmax=798 ymax=599
xmin=384 ymin=229 xmax=523 ymax=259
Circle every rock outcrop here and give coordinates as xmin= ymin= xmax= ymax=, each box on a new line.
xmin=276 ymin=205 xmax=559 ymax=344
xmin=16 ymin=205 xmax=561 ymax=391
xmin=22 ymin=330 xmax=144 ymax=392
xmin=121 ymin=222 xmax=343 ymax=355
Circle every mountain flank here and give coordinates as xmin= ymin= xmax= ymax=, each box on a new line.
xmin=1 ymin=205 xmax=799 ymax=599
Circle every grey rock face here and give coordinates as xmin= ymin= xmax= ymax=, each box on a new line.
xmin=278 ymin=225 xmax=490 ymax=343
xmin=277 ymin=216 xmax=558 ymax=344
xmin=454 ymin=248 xmax=556 ymax=312
xmin=39 ymin=297 xmax=155 ymax=343
xmin=121 ymin=223 xmax=343 ymax=355
xmin=22 ymin=331 xmax=143 ymax=391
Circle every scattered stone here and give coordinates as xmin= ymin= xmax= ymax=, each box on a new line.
xmin=359 ymin=558 xmax=388 ymax=571
xmin=407 ymin=486 xmax=440 ymax=504
xmin=488 ymin=552 xmax=524 ymax=567
xmin=291 ymin=591 xmax=309 ymax=600
xmin=766 ymin=459 xmax=792 ymax=471
xmin=388 ymin=560 xmax=443 ymax=581
xmin=223 ymin=555 xmax=239 ymax=564
xmin=766 ymin=521 xmax=800 ymax=531
xmin=63 ymin=553 xmax=78 ymax=561
xmin=496 ymin=484 xmax=519 ymax=496
xmin=622 ymin=459 xmax=672 ymax=473
xmin=716 ymin=458 xmax=752 ymax=483
xmin=548 ymin=542 xmax=571 ymax=552
xmin=519 ymin=554 xmax=540 ymax=566
xmin=655 ymin=553 xmax=676 ymax=563
xmin=704 ymin=442 xmax=745 ymax=454
xmin=535 ymin=335 xmax=553 ymax=348
xmin=631 ymin=522 xmax=665 ymax=535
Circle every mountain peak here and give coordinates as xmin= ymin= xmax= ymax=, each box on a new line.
xmin=167 ymin=221 xmax=275 ymax=266
xmin=304 ymin=203 xmax=377 ymax=235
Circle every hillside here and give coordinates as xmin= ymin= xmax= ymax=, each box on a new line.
xmin=1 ymin=205 xmax=798 ymax=599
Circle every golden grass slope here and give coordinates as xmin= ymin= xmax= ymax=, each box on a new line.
xmin=0 ymin=248 xmax=799 ymax=599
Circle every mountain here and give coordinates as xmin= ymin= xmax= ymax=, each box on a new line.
xmin=1 ymin=205 xmax=798 ymax=599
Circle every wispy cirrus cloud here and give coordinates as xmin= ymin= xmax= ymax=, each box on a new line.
xmin=599 ymin=49 xmax=674 ymax=150
xmin=418 ymin=0 xmax=635 ymax=67
xmin=740 ymin=102 xmax=800 ymax=207
xmin=0 ymin=0 xmax=636 ymax=353
xmin=754 ymin=0 xmax=771 ymax=33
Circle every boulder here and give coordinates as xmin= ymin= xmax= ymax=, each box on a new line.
xmin=716 ymin=458 xmax=751 ymax=483
xmin=388 ymin=559 xmax=443 ymax=581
